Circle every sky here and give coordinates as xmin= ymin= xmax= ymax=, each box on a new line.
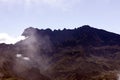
xmin=0 ymin=0 xmax=120 ymax=43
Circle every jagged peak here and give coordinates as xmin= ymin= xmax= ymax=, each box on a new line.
xmin=22 ymin=27 xmax=38 ymax=37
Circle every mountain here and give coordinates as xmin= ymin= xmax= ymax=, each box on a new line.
xmin=0 ymin=25 xmax=120 ymax=80
xmin=22 ymin=25 xmax=120 ymax=47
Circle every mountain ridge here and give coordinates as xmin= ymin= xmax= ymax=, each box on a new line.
xmin=22 ymin=25 xmax=120 ymax=47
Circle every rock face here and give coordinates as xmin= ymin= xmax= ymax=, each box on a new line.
xmin=1 ymin=25 xmax=120 ymax=80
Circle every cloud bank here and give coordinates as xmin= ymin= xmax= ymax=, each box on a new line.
xmin=0 ymin=33 xmax=25 ymax=44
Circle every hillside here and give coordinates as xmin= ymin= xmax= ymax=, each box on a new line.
xmin=0 ymin=25 xmax=120 ymax=80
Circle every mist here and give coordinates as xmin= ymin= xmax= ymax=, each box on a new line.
xmin=0 ymin=28 xmax=52 ymax=80
xmin=0 ymin=33 xmax=25 ymax=44
xmin=118 ymin=74 xmax=120 ymax=80
xmin=12 ymin=29 xmax=52 ymax=79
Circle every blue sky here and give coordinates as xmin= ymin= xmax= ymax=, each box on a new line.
xmin=0 ymin=0 xmax=120 ymax=37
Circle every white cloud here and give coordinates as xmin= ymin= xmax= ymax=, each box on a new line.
xmin=0 ymin=33 xmax=25 ymax=44
xmin=0 ymin=0 xmax=59 ymax=6
xmin=0 ymin=0 xmax=81 ymax=11
xmin=0 ymin=0 xmax=60 ymax=5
